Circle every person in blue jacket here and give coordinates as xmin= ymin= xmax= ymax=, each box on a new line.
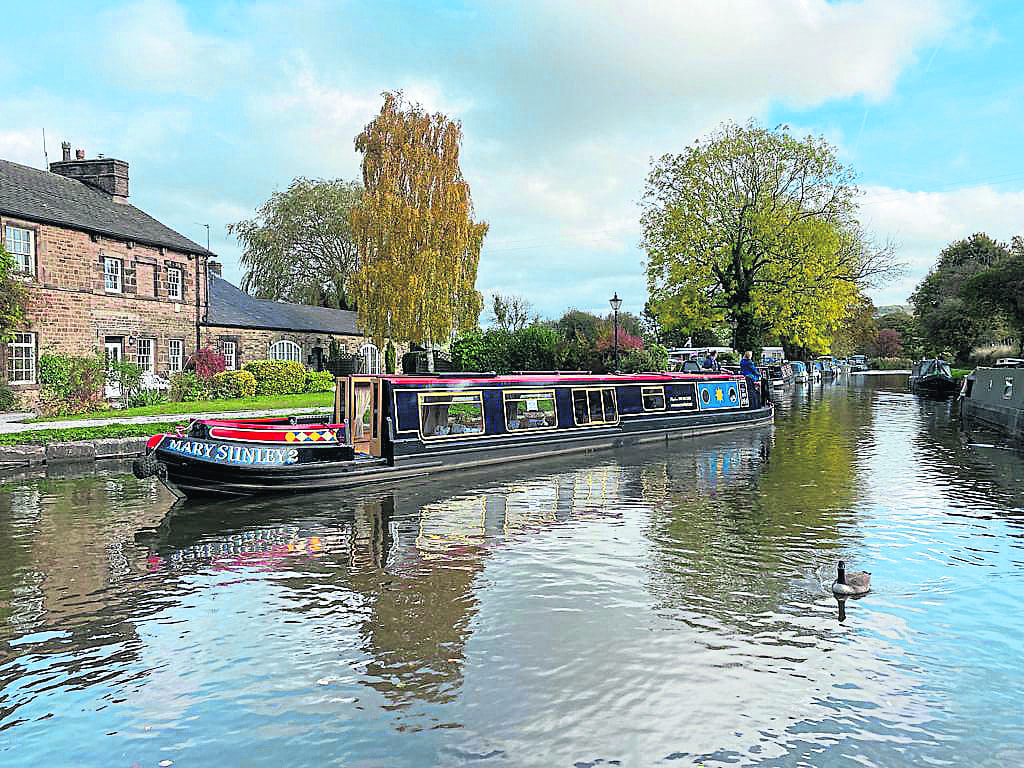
xmin=740 ymin=351 xmax=761 ymax=409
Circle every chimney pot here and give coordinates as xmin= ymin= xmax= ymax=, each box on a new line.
xmin=75 ymin=148 xmax=85 ymax=160
xmin=61 ymin=142 xmax=71 ymax=162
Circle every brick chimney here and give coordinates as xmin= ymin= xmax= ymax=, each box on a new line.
xmin=50 ymin=145 xmax=130 ymax=202
xmin=61 ymin=142 xmax=70 ymax=162
xmin=207 ymin=260 xmax=223 ymax=277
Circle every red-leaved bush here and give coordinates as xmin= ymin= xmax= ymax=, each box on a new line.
xmin=596 ymin=330 xmax=644 ymax=353
xmin=193 ymin=347 xmax=226 ymax=380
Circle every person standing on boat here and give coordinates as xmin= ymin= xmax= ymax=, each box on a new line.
xmin=703 ymin=350 xmax=720 ymax=372
xmin=740 ymin=351 xmax=761 ymax=409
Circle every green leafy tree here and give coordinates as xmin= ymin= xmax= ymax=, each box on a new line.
xmin=555 ymin=309 xmax=603 ymax=344
xmin=875 ymin=310 xmax=922 ymax=359
xmin=961 ymin=238 xmax=1024 ymax=355
xmin=911 ymin=233 xmax=1011 ymax=362
xmin=349 ymin=91 xmax=488 ymax=368
xmin=229 ymin=178 xmax=362 ymax=309
xmin=0 ymin=245 xmax=28 ymax=342
xmin=642 ymin=120 xmax=898 ymax=355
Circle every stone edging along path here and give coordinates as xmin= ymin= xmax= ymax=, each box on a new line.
xmin=0 ymin=437 xmax=151 ymax=470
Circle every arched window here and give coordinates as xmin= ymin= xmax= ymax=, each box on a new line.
xmin=361 ymin=343 xmax=381 ymax=375
xmin=269 ymin=339 xmax=302 ymax=363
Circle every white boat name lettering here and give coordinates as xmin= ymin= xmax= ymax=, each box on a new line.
xmin=166 ymin=438 xmax=299 ymax=465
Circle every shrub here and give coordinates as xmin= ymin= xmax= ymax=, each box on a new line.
xmin=128 ymin=389 xmax=168 ymax=408
xmin=509 ymin=325 xmax=561 ymax=371
xmin=37 ymin=353 xmax=105 ymax=417
xmin=106 ymin=358 xmax=143 ymax=409
xmin=210 ymin=370 xmax=257 ymax=399
xmin=243 ymin=359 xmax=307 ymax=395
xmin=869 ymin=357 xmax=915 ymax=370
xmin=193 ymin=347 xmax=227 ymax=379
xmin=970 ymin=343 xmax=1016 ymax=366
xmin=0 ymin=382 xmax=18 ymax=412
xmin=620 ymin=344 xmax=670 ymax=373
xmin=169 ymin=371 xmax=208 ymax=402
xmin=596 ymin=330 xmax=644 ymax=353
xmin=385 ymin=340 xmax=397 ymax=374
xmin=304 ymin=370 xmax=334 ymax=393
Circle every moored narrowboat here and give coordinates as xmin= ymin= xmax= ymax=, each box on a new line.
xmin=959 ymin=359 xmax=1024 ymax=441
xmin=909 ymin=358 xmax=956 ymax=395
xmin=134 ymin=372 xmax=774 ymax=498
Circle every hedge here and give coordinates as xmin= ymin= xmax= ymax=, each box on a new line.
xmin=210 ymin=370 xmax=258 ymax=399
xmin=304 ymin=370 xmax=334 ymax=393
xmin=243 ymin=359 xmax=307 ymax=395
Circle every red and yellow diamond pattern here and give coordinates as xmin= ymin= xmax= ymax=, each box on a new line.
xmin=285 ymin=429 xmax=337 ymax=443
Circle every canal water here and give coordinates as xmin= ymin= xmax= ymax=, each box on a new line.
xmin=1 ymin=375 xmax=1023 ymax=767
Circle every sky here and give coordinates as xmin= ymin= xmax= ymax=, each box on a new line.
xmin=1 ymin=0 xmax=1022 ymax=322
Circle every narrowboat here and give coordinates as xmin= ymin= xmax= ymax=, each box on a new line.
xmin=959 ymin=358 xmax=1024 ymax=442
xmin=909 ymin=358 xmax=956 ymax=395
xmin=790 ymin=361 xmax=809 ymax=383
xmin=816 ymin=356 xmax=837 ymax=378
xmin=767 ymin=362 xmax=794 ymax=388
xmin=133 ymin=372 xmax=774 ymax=498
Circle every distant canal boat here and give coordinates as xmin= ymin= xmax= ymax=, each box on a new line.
xmin=767 ymin=362 xmax=794 ymax=388
xmin=909 ymin=358 xmax=956 ymax=396
xmin=959 ymin=359 xmax=1024 ymax=441
xmin=816 ymin=356 xmax=837 ymax=378
xmin=134 ymin=372 xmax=774 ymax=498
xmin=791 ymin=361 xmax=808 ymax=383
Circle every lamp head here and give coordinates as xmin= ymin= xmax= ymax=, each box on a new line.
xmin=609 ymin=292 xmax=622 ymax=312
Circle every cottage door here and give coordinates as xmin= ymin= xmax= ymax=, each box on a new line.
xmin=104 ymin=338 xmax=124 ymax=399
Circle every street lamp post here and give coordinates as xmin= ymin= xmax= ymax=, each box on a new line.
xmin=609 ymin=292 xmax=622 ymax=372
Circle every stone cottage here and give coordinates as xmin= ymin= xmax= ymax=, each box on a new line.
xmin=0 ymin=145 xmax=385 ymax=405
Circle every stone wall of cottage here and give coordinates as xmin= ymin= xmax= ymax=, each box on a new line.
xmin=2 ymin=214 xmax=207 ymax=405
xmin=200 ymin=326 xmax=409 ymax=373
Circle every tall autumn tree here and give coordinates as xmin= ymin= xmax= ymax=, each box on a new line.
xmin=349 ymin=92 xmax=488 ymax=366
xmin=229 ymin=178 xmax=362 ymax=309
xmin=642 ymin=121 xmax=898 ymax=355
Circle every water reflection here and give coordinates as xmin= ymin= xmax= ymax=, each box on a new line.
xmin=1 ymin=378 xmax=1024 ymax=765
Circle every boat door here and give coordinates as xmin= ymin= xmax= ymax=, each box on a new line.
xmin=348 ymin=376 xmax=382 ymax=456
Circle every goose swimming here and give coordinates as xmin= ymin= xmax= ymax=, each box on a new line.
xmin=832 ymin=560 xmax=871 ymax=597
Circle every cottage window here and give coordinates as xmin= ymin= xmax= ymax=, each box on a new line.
xmin=136 ymin=338 xmax=155 ymax=372
xmin=360 ymin=343 xmax=381 ymax=375
xmin=269 ymin=340 xmax=302 ymax=362
xmin=104 ymin=256 xmax=122 ymax=293
xmin=419 ymin=391 xmax=485 ymax=438
xmin=504 ymin=390 xmax=557 ymax=431
xmin=7 ymin=332 xmax=36 ymax=384
xmin=222 ymin=341 xmax=237 ymax=370
xmin=167 ymin=266 xmax=183 ymax=300
xmin=168 ymin=339 xmax=184 ymax=373
xmin=4 ymin=225 xmax=34 ymax=275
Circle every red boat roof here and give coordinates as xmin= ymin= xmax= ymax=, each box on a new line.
xmin=382 ymin=372 xmax=737 ymax=386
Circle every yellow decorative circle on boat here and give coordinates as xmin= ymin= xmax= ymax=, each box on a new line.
xmin=715 ymin=388 xmax=724 ymax=402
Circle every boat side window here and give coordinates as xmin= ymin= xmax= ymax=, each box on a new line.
xmin=642 ymin=386 xmax=666 ymax=411
xmin=419 ymin=391 xmax=485 ymax=438
xmin=572 ymin=387 xmax=618 ymax=426
xmin=1005 ymin=378 xmax=1013 ymax=400
xmin=504 ymin=390 xmax=557 ymax=431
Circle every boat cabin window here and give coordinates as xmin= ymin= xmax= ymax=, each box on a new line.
xmin=504 ymin=390 xmax=557 ymax=431
xmin=419 ymin=391 xmax=485 ymax=438
xmin=572 ymin=387 xmax=618 ymax=426
xmin=1005 ymin=378 xmax=1014 ymax=400
xmin=642 ymin=386 xmax=666 ymax=411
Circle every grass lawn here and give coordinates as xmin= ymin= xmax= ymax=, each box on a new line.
xmin=0 ymin=421 xmax=187 ymax=446
xmin=28 ymin=391 xmax=334 ymax=424
xmin=952 ymin=368 xmax=971 ymax=379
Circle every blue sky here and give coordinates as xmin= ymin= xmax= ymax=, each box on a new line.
xmin=2 ymin=0 xmax=1022 ymax=321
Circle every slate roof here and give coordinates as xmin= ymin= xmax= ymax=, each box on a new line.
xmin=0 ymin=158 xmax=213 ymax=256
xmin=206 ymin=275 xmax=363 ymax=335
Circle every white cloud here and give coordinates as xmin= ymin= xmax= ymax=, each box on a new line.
xmin=99 ymin=0 xmax=251 ymax=92
xmin=861 ymin=183 xmax=1024 ymax=304
xmin=0 ymin=130 xmax=44 ymax=168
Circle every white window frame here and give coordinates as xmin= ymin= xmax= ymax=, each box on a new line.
xmin=136 ymin=338 xmax=155 ymax=373
xmin=104 ymin=256 xmax=122 ymax=293
xmin=4 ymin=225 xmax=35 ymax=276
xmin=167 ymin=266 xmax=183 ymax=301
xmin=168 ymin=339 xmax=184 ymax=373
xmin=7 ymin=332 xmax=36 ymax=384
xmin=222 ymin=341 xmax=237 ymax=371
xmin=269 ymin=339 xmax=302 ymax=362
xmin=360 ymin=342 xmax=381 ymax=375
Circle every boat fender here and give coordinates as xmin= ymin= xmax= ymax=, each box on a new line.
xmin=132 ymin=454 xmax=161 ymax=480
